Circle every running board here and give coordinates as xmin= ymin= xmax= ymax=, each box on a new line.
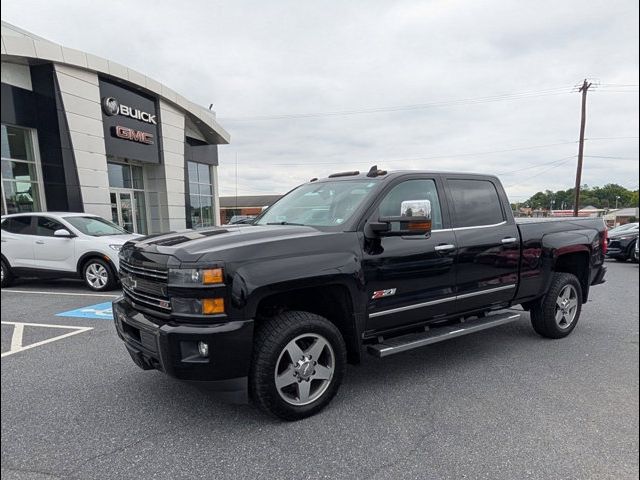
xmin=367 ymin=312 xmax=521 ymax=358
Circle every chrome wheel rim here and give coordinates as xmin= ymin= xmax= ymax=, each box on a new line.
xmin=555 ymin=284 xmax=578 ymax=329
xmin=274 ymin=333 xmax=335 ymax=406
xmin=86 ymin=263 xmax=108 ymax=289
xmin=1 ymin=264 xmax=4 ymax=283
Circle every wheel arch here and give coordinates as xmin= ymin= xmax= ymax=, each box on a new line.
xmin=76 ymin=252 xmax=118 ymax=276
xmin=253 ymin=282 xmax=363 ymax=364
xmin=553 ymin=250 xmax=590 ymax=302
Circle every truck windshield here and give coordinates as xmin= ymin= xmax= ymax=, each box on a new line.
xmin=255 ymin=180 xmax=378 ymax=227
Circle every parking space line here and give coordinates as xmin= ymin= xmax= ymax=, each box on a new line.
xmin=10 ymin=323 xmax=24 ymax=351
xmin=1 ymin=321 xmax=93 ymax=358
xmin=1 ymin=289 xmax=119 ymax=298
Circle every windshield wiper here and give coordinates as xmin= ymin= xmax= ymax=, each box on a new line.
xmin=265 ymin=222 xmax=305 ymax=226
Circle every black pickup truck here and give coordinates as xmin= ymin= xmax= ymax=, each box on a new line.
xmin=113 ymin=167 xmax=607 ymax=420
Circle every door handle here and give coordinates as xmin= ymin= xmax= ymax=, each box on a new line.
xmin=501 ymin=237 xmax=518 ymax=244
xmin=35 ymin=240 xmax=45 ymax=245
xmin=434 ymin=244 xmax=456 ymax=252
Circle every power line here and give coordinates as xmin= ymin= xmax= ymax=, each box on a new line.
xmin=223 ymin=136 xmax=637 ymax=167
xmin=583 ymin=155 xmax=638 ymax=160
xmin=259 ymin=141 xmax=578 ymax=167
xmin=220 ymin=86 xmax=574 ymax=121
xmin=497 ymin=155 xmax=577 ymax=175
xmin=585 ymin=136 xmax=639 ymax=141
xmin=503 ymin=157 xmax=577 ymax=189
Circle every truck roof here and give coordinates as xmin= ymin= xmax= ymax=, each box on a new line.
xmin=315 ymin=169 xmax=500 ymax=183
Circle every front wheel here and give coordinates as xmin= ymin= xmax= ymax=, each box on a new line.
xmin=82 ymin=258 xmax=116 ymax=291
xmin=250 ymin=311 xmax=347 ymax=421
xmin=530 ymin=272 xmax=582 ymax=339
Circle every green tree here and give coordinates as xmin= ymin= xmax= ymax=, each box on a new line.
xmin=521 ymin=184 xmax=638 ymax=210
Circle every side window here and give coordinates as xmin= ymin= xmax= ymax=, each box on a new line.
xmin=448 ymin=179 xmax=505 ymax=228
xmin=35 ymin=216 xmax=65 ymax=237
xmin=1 ymin=216 xmax=33 ymax=234
xmin=378 ymin=179 xmax=443 ymax=230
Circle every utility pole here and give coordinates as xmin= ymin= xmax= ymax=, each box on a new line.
xmin=573 ymin=79 xmax=592 ymax=216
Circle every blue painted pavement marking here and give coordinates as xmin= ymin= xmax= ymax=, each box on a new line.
xmin=56 ymin=301 xmax=114 ymax=320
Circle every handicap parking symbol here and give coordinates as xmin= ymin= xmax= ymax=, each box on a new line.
xmin=56 ymin=301 xmax=113 ymax=320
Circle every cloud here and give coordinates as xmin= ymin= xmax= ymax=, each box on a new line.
xmin=2 ymin=0 xmax=638 ymax=200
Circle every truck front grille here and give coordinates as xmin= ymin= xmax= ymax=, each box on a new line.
xmin=120 ymin=260 xmax=168 ymax=281
xmin=120 ymin=259 xmax=170 ymax=313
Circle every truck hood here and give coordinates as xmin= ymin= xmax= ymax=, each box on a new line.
xmin=125 ymin=225 xmax=334 ymax=262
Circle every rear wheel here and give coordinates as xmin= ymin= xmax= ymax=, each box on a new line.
xmin=530 ymin=272 xmax=582 ymax=339
xmin=250 ymin=311 xmax=346 ymax=421
xmin=82 ymin=258 xmax=116 ymax=291
xmin=1 ymin=259 xmax=13 ymax=288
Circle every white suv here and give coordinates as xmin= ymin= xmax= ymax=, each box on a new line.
xmin=1 ymin=212 xmax=141 ymax=291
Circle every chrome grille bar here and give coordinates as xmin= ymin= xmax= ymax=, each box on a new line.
xmin=122 ymin=285 xmax=171 ymax=311
xmin=120 ymin=260 xmax=168 ymax=280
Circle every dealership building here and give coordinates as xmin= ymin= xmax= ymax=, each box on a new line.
xmin=1 ymin=21 xmax=229 ymax=233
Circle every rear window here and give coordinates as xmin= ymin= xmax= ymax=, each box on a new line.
xmin=448 ymin=179 xmax=505 ymax=228
xmin=1 ymin=216 xmax=33 ymax=234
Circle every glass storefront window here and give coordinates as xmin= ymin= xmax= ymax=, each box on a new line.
xmin=187 ymin=161 xmax=214 ymax=228
xmin=108 ymin=161 xmax=148 ymax=234
xmin=132 ymin=165 xmax=144 ymax=190
xmin=134 ymin=191 xmax=147 ymax=234
xmin=1 ymin=124 xmax=43 ymax=214
xmin=107 ymin=163 xmax=132 ymax=189
xmin=1 ymin=124 xmax=33 ymax=161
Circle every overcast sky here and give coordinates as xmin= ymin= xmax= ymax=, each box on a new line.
xmin=2 ymin=0 xmax=638 ymax=201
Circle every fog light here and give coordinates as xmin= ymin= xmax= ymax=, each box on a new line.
xmin=197 ymin=341 xmax=209 ymax=358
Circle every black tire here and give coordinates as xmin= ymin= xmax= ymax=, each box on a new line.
xmin=629 ymin=240 xmax=638 ymax=263
xmin=530 ymin=272 xmax=582 ymax=339
xmin=250 ymin=311 xmax=347 ymax=421
xmin=614 ymin=257 xmax=627 ymax=262
xmin=82 ymin=258 xmax=116 ymax=291
xmin=1 ymin=259 xmax=13 ymax=288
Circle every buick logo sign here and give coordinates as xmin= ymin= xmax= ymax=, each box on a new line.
xmin=101 ymin=96 xmax=157 ymax=125
xmin=101 ymin=96 xmax=120 ymax=116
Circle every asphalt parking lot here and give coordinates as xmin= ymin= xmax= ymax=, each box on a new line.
xmin=1 ymin=261 xmax=638 ymax=480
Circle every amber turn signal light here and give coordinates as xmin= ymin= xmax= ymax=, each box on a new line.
xmin=407 ymin=221 xmax=432 ymax=231
xmin=202 ymin=298 xmax=225 ymax=315
xmin=202 ymin=268 xmax=224 ymax=284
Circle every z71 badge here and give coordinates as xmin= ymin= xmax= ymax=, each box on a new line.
xmin=371 ymin=288 xmax=397 ymax=300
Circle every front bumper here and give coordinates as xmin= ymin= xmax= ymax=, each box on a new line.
xmin=112 ymin=296 xmax=253 ymax=401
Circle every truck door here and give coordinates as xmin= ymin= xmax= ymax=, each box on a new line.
xmin=33 ymin=216 xmax=77 ymax=272
xmin=362 ymin=177 xmax=457 ymax=332
xmin=445 ymin=177 xmax=520 ymax=311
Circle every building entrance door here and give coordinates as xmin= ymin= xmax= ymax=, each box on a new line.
xmin=110 ymin=190 xmax=147 ymax=234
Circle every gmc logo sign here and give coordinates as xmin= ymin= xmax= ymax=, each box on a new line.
xmin=113 ymin=126 xmax=154 ymax=145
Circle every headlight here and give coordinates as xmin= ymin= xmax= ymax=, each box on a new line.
xmin=168 ymin=268 xmax=224 ymax=285
xmin=171 ymin=297 xmax=225 ymax=315
xmin=109 ymin=244 xmax=122 ymax=251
